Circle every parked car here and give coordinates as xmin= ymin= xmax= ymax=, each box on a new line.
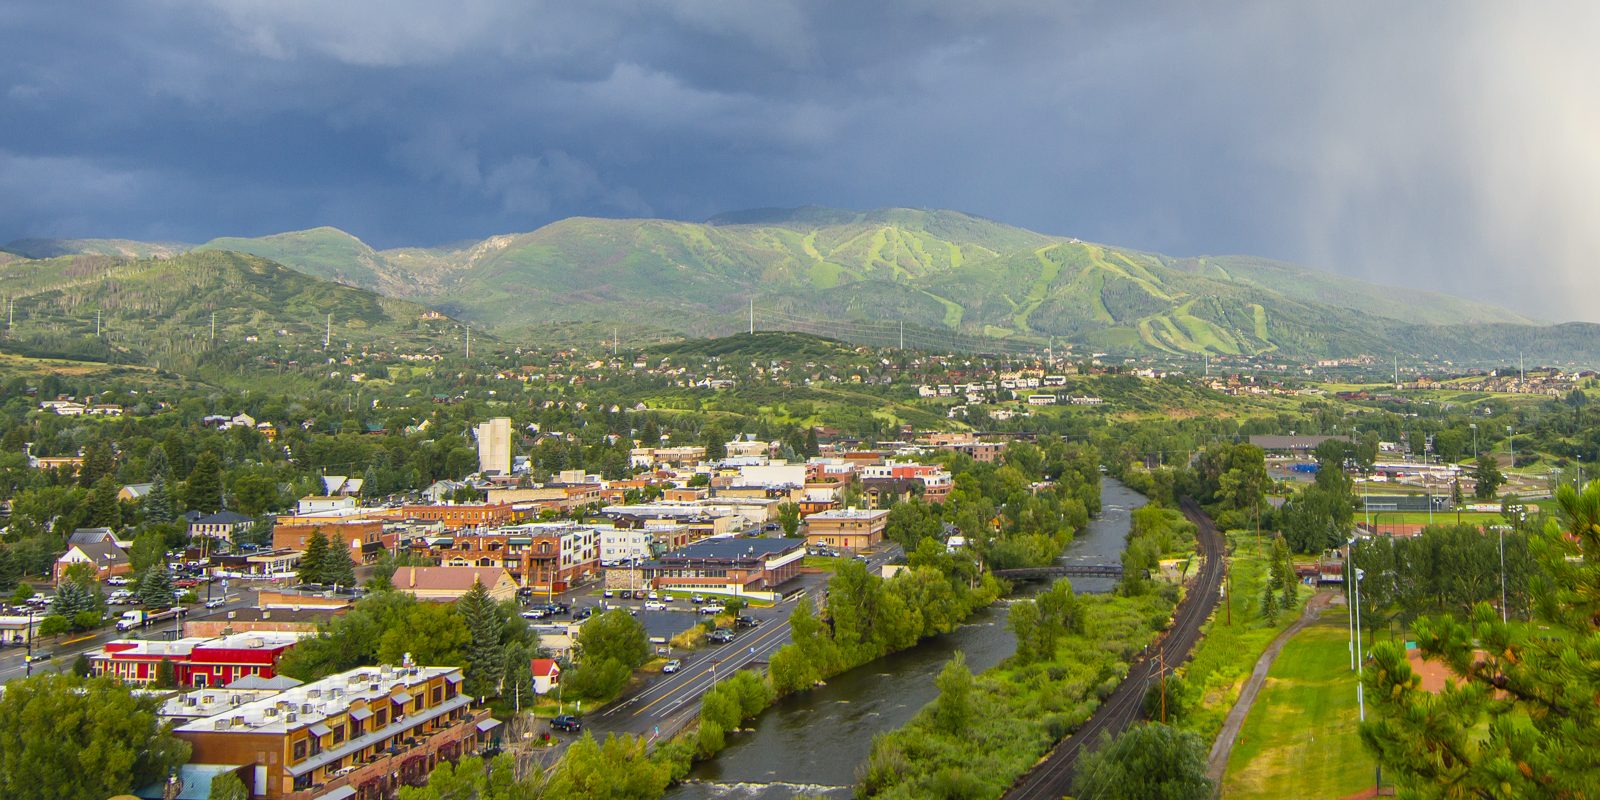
xmin=602 ymin=588 xmax=614 ymax=598
xmin=646 ymin=591 xmax=659 ymax=601
xmin=105 ymin=576 xmax=128 ymax=586
xmin=690 ymin=594 xmax=706 ymax=604
xmin=550 ymin=715 xmax=582 ymax=733
xmin=522 ymin=608 xmax=548 ymax=619
xmin=698 ymin=605 xmax=725 ymax=616
xmin=707 ymin=629 xmax=735 ymax=644
xmin=661 ymin=659 xmax=682 ymax=674
xmin=205 ymin=598 xmax=226 ymax=609
xmin=734 ymin=615 xmax=759 ymax=629
xmin=642 ymin=601 xmax=666 ymax=611
xmin=573 ymin=607 xmax=593 ymax=621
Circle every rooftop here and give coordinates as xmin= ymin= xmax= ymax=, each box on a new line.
xmin=174 ymin=664 xmax=459 ymax=735
xmin=652 ymin=536 xmax=806 ymax=564
xmin=805 ymin=508 xmax=890 ymax=520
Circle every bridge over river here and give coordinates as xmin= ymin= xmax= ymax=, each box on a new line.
xmin=993 ymin=563 xmax=1124 ymax=580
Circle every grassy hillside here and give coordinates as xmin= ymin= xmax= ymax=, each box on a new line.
xmin=3 ymin=238 xmax=192 ymax=260
xmin=0 ymin=250 xmax=457 ymax=370
xmin=10 ymin=207 xmax=1579 ymax=363
xmin=1165 ymin=254 xmax=1537 ymax=326
xmin=196 ymin=227 xmax=394 ymax=292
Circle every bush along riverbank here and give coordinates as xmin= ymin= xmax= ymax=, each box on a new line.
xmin=855 ymin=502 xmax=1200 ymax=799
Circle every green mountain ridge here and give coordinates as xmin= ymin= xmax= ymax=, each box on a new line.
xmin=0 ymin=250 xmax=459 ymax=369
xmin=2 ymin=208 xmax=1566 ymax=362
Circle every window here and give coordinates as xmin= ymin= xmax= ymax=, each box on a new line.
xmin=375 ymin=709 xmax=387 ymax=727
xmin=351 ymin=718 xmax=365 ymax=737
xmin=332 ymin=724 xmax=345 ymax=744
xmin=432 ymin=687 xmax=442 ymax=705
xmin=292 ymin=740 xmax=307 ymax=761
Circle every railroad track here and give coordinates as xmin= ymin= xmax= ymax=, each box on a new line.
xmin=1002 ymin=498 xmax=1227 ymax=800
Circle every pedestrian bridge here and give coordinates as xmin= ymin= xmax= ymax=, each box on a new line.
xmin=993 ymin=563 xmax=1124 ymax=580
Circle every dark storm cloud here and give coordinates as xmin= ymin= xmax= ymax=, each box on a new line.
xmin=2 ymin=2 xmax=1595 ymax=318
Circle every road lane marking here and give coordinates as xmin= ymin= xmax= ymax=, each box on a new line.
xmin=628 ymin=621 xmax=792 ymax=718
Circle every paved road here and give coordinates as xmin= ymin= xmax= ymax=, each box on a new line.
xmin=543 ymin=543 xmax=902 ymax=749
xmin=0 ymin=587 xmax=260 ymax=684
xmin=1003 ymin=498 xmax=1226 ymax=800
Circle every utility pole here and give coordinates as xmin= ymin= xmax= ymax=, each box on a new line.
xmin=898 ymin=321 xmax=904 ymax=350
xmin=748 ymin=298 xmax=754 ymax=335
xmin=613 ymin=327 xmax=618 ymax=356
xmin=1158 ymin=646 xmax=1167 ymax=723
xmin=6 ymin=297 xmax=12 ymax=332
xmin=210 ymin=312 xmax=216 ymax=342
xmin=465 ymin=326 xmax=470 ymax=359
xmin=324 ymin=314 xmax=331 ymax=349
xmin=95 ymin=310 xmax=101 ymax=337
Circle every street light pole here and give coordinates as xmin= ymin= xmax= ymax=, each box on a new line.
xmin=1498 ymin=525 xmax=1508 ymax=623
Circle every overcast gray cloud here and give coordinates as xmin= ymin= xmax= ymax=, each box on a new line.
xmin=2 ymin=1 xmax=1596 ymax=319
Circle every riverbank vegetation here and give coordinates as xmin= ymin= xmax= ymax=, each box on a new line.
xmin=858 ymin=587 xmax=1173 ymax=798
xmin=857 ymin=491 xmax=1201 ymax=799
xmin=1171 ymin=531 xmax=1307 ymax=742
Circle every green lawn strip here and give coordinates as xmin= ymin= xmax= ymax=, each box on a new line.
xmin=1177 ymin=532 xmax=1307 ymax=742
xmin=1222 ymin=619 xmax=1380 ymax=800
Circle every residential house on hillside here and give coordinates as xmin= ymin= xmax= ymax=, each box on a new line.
xmin=55 ymin=541 xmax=132 ymax=583
xmin=118 ymin=483 xmax=154 ymax=502
xmin=190 ymin=511 xmax=254 ymax=540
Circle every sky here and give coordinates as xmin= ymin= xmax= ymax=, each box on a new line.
xmin=2 ymin=1 xmax=1597 ymax=319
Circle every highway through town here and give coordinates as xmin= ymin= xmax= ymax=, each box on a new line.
xmin=576 ymin=544 xmax=902 ymax=745
xmin=1001 ymin=498 xmax=1225 ymax=800
xmin=0 ymin=587 xmax=260 ymax=684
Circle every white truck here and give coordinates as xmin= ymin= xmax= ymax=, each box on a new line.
xmin=116 ymin=606 xmax=187 ymax=632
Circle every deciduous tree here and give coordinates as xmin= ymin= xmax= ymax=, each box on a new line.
xmin=0 ymin=673 xmax=191 ymax=800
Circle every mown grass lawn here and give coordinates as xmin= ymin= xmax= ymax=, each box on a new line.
xmin=1223 ymin=619 xmax=1384 ymax=799
xmin=1178 ymin=532 xmax=1307 ymax=742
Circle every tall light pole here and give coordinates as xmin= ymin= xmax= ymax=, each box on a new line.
xmin=1496 ymin=524 xmax=1508 ymax=623
xmin=1507 ymin=426 xmax=1515 ymax=486
xmin=1470 ymin=423 xmax=1478 ymax=461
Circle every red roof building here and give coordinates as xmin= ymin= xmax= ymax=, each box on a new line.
xmin=94 ymin=631 xmax=305 ymax=688
xmin=529 ymin=658 xmax=561 ymax=695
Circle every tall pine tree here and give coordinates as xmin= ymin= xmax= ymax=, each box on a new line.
xmin=184 ymin=451 xmax=223 ymax=514
xmin=298 ymin=530 xmax=330 ymax=585
xmin=144 ymin=474 xmax=174 ymax=525
xmin=86 ymin=475 xmax=121 ymax=530
xmin=1362 ymin=480 xmax=1600 ymax=796
xmin=457 ymin=580 xmax=505 ymax=699
xmin=321 ymin=534 xmax=357 ymax=588
xmin=135 ymin=565 xmax=175 ymax=609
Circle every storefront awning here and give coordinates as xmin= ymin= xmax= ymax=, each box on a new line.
xmin=308 ymin=722 xmax=331 ymax=737
xmin=348 ymin=706 xmax=372 ymax=721
xmin=476 ymin=718 xmax=503 ymax=733
xmin=318 ymin=786 xmax=356 ymax=800
xmin=391 ymin=691 xmax=412 ymax=705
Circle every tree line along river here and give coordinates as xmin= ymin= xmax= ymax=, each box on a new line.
xmin=666 ymin=478 xmax=1147 ymax=799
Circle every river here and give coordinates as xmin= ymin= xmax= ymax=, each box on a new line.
xmin=666 ymin=478 xmax=1147 ymax=800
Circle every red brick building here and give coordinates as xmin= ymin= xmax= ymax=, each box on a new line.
xmin=95 ymin=631 xmax=304 ymax=688
xmin=400 ymin=503 xmax=518 ymax=530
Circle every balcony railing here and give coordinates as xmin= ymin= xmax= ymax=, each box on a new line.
xmin=281 ymin=709 xmax=490 ymax=800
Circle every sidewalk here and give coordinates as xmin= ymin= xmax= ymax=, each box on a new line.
xmin=1205 ymin=589 xmax=1335 ymax=782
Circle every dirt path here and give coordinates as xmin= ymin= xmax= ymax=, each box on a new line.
xmin=1205 ymin=589 xmax=1337 ymax=783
